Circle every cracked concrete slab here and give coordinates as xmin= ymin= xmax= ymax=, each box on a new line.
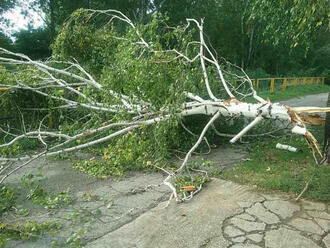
xmin=231 ymin=244 xmax=262 ymax=248
xmin=246 ymin=234 xmax=263 ymax=243
xmin=230 ymin=217 xmax=266 ymax=232
xmin=314 ymin=218 xmax=330 ymax=232
xmin=236 ymin=213 xmax=255 ymax=221
xmin=224 ymin=225 xmax=245 ymax=237
xmin=86 ymin=178 xmax=330 ymax=248
xmin=288 ymin=218 xmax=324 ymax=235
xmin=307 ymin=210 xmax=330 ymax=220
xmin=246 ymin=203 xmax=280 ymax=224
xmin=263 ymin=200 xmax=300 ymax=219
xmin=301 ymin=200 xmax=326 ymax=211
xmin=86 ymin=180 xmax=253 ymax=248
xmin=323 ymin=234 xmax=330 ymax=248
xmin=5 ymin=156 xmax=330 ymax=248
xmin=4 ymin=153 xmax=330 ymax=248
xmin=4 ymin=168 xmax=330 ymax=248
xmin=264 ymin=227 xmax=321 ymax=248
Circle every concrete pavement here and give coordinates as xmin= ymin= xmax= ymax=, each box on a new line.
xmin=4 ymin=93 xmax=329 ymax=248
xmin=87 ymin=179 xmax=329 ymax=248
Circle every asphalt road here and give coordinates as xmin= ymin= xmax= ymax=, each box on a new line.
xmin=279 ymin=93 xmax=328 ymax=107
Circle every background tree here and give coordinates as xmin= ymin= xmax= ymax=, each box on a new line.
xmin=35 ymin=0 xmax=153 ymax=40
xmin=0 ymin=33 xmax=12 ymax=50
xmin=13 ymin=27 xmax=51 ymax=59
xmin=1 ymin=0 xmax=329 ymax=75
xmin=0 ymin=0 xmax=16 ymax=15
xmin=249 ymin=0 xmax=328 ymax=49
xmin=155 ymin=0 xmax=328 ymax=75
xmin=0 ymin=0 xmax=17 ymax=36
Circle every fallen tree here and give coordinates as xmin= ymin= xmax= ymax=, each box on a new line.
xmin=0 ymin=9 xmax=329 ymax=201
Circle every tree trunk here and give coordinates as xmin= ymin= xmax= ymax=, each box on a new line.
xmin=247 ymin=27 xmax=254 ymax=67
xmin=0 ymin=10 xmax=329 ymax=201
xmin=323 ymin=92 xmax=330 ymax=164
xmin=49 ymin=0 xmax=56 ymax=40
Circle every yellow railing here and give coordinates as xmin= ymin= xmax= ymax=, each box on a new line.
xmin=250 ymin=77 xmax=325 ymax=93
xmin=0 ymin=77 xmax=327 ymax=96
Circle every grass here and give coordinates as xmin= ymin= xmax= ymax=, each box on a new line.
xmin=220 ymin=133 xmax=330 ymax=202
xmin=248 ymin=84 xmax=330 ymax=102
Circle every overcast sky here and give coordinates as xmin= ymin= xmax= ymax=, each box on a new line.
xmin=1 ymin=0 xmax=45 ymax=39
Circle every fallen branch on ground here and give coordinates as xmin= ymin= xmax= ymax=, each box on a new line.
xmin=0 ymin=9 xmax=329 ymax=202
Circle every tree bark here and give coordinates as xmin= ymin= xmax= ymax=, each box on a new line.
xmin=0 ymin=10 xmax=329 ymax=201
xmin=49 ymin=0 xmax=56 ymax=40
xmin=323 ymin=92 xmax=330 ymax=164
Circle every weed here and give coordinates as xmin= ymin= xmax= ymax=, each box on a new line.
xmin=0 ymin=221 xmax=62 ymax=241
xmin=21 ymin=174 xmax=73 ymax=209
xmin=0 ymin=185 xmax=17 ymax=217
xmin=51 ymin=229 xmax=86 ymax=248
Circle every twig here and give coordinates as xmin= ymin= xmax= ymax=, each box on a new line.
xmin=295 ymin=178 xmax=312 ymax=201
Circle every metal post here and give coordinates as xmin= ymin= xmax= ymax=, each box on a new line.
xmin=270 ymin=78 xmax=275 ymax=92
xmin=282 ymin=78 xmax=287 ymax=90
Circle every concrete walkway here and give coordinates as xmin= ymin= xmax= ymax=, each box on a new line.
xmin=7 ymin=151 xmax=329 ymax=248
xmin=6 ymin=146 xmax=248 ymax=248
xmin=88 ymin=179 xmax=330 ymax=248
xmin=4 ymin=93 xmax=329 ymax=248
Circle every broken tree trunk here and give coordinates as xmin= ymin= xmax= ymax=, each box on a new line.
xmin=0 ymin=9 xmax=329 ymax=201
xmin=322 ymin=92 xmax=330 ymax=164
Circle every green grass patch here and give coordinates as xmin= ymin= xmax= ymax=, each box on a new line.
xmin=221 ymin=135 xmax=330 ymax=202
xmin=248 ymin=84 xmax=330 ymax=102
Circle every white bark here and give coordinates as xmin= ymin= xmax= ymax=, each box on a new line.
xmin=292 ymin=126 xmax=307 ymax=135
xmin=230 ymin=116 xmax=263 ymax=143
xmin=0 ymin=10 xmax=329 ymax=201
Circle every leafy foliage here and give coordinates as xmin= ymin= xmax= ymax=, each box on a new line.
xmin=249 ymin=0 xmax=328 ymax=48
xmin=0 ymin=185 xmax=17 ymax=217
xmin=21 ymin=174 xmax=73 ymax=209
xmin=0 ymin=181 xmax=64 ymax=247
xmin=41 ymin=10 xmax=214 ymax=175
xmin=0 ymin=221 xmax=62 ymax=244
xmin=0 ymin=171 xmax=111 ymax=247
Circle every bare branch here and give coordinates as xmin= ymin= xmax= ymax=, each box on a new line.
xmin=1 ymin=9 xmax=329 ymax=203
